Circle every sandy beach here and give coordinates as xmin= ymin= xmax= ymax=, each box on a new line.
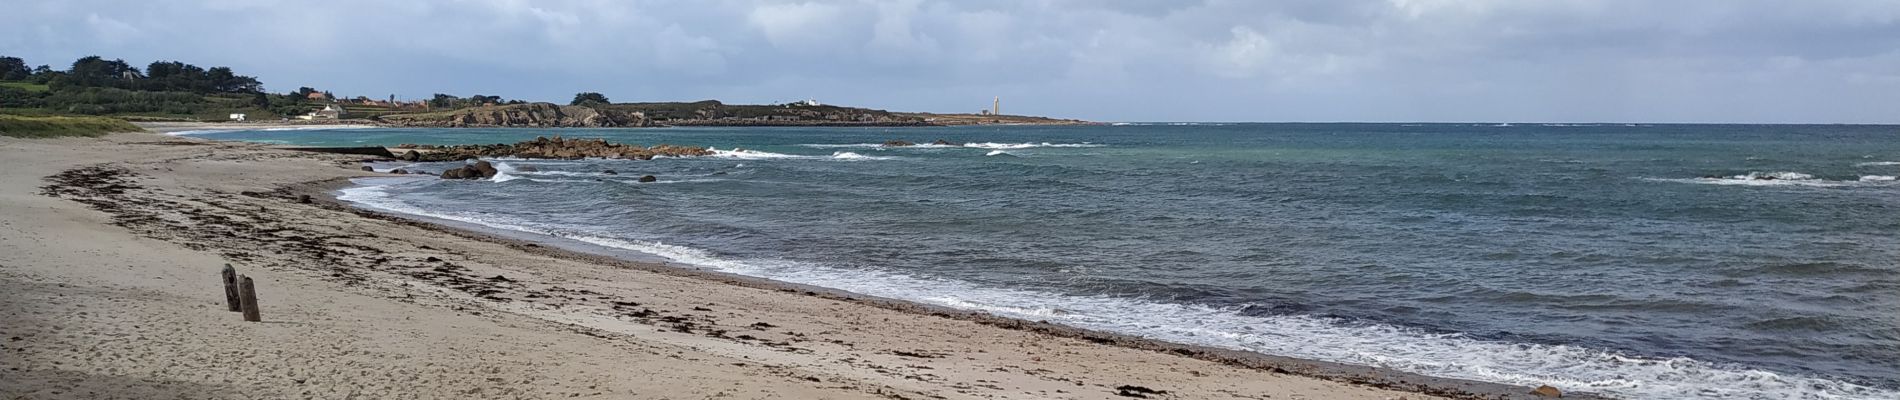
xmin=0 ymin=132 xmax=1555 ymax=399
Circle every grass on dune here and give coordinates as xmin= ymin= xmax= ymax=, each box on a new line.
xmin=0 ymin=115 xmax=145 ymax=138
xmin=0 ymin=81 xmax=51 ymax=93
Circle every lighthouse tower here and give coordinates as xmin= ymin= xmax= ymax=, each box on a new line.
xmin=992 ymin=96 xmax=1000 ymax=116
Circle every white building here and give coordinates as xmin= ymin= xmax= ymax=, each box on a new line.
xmin=296 ymin=104 xmax=346 ymax=120
xmin=228 ymin=113 xmax=246 ymax=121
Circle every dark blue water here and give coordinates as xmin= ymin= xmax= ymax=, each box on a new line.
xmin=201 ymin=124 xmax=1900 ymax=399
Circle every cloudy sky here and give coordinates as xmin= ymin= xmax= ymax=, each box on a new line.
xmin=4 ymin=0 xmax=1898 ymax=123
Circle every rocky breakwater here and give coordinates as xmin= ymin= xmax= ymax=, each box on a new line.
xmin=405 ymin=136 xmax=714 ymax=162
xmin=383 ymin=103 xmax=649 ymax=128
xmin=401 ymin=136 xmax=716 ymax=180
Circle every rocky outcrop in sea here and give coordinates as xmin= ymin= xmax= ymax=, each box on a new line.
xmin=402 ymin=136 xmax=714 ymax=162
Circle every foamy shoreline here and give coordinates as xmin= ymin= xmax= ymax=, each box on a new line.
xmin=133 ymin=121 xmax=385 ymax=136
xmin=1 ymin=132 xmax=1525 ymax=399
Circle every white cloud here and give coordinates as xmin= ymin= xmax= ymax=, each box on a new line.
xmin=1 ymin=0 xmax=1897 ymax=122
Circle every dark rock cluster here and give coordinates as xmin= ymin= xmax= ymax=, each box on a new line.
xmin=405 ymin=136 xmax=714 ymax=162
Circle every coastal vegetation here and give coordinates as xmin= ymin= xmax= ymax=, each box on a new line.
xmin=0 ymin=55 xmax=317 ymax=120
xmin=0 ymin=114 xmax=144 ymax=138
xmin=0 ymin=54 xmax=1083 ymax=127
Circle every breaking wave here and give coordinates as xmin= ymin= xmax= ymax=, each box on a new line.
xmin=830 ymin=151 xmax=894 ymax=161
xmin=1646 ymin=172 xmax=1900 ymax=187
xmin=703 ymin=148 xmax=896 ymax=161
xmin=961 ymin=142 xmax=1105 ymax=150
xmin=799 ymin=142 xmax=1103 ymax=150
xmin=489 ymin=162 xmax=523 ymax=182
xmin=707 ymin=148 xmax=809 ymax=159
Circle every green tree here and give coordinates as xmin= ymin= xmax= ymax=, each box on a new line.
xmin=65 ymin=56 xmax=139 ymax=89
xmin=28 ymin=65 xmax=55 ymax=83
xmin=0 ymin=56 xmax=28 ymax=81
xmin=570 ymin=92 xmax=609 ymax=106
xmin=429 ymin=93 xmax=462 ymax=108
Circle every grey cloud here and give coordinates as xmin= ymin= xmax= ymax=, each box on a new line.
xmin=3 ymin=0 xmax=1896 ymax=122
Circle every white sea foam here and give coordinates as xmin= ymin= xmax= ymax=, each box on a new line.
xmin=707 ymin=148 xmax=811 ymax=159
xmin=164 ymin=124 xmax=380 ymax=136
xmin=337 ymin=178 xmax=1900 ymax=400
xmin=800 ymin=142 xmax=1102 ymax=150
xmin=633 ymin=178 xmax=729 ymax=185
xmin=961 ymin=142 xmax=1105 ymax=150
xmin=985 ymin=150 xmax=1010 ymax=156
xmin=701 ymin=148 xmax=898 ymax=161
xmin=489 ymin=162 xmax=523 ymax=182
xmin=520 ymin=170 xmax=613 ymax=177
xmin=1856 ymin=161 xmax=1900 ymax=167
xmin=831 ymin=151 xmax=894 ymax=160
xmin=1643 ymin=171 xmax=1900 ymax=188
xmin=798 ymin=143 xmax=886 ymax=149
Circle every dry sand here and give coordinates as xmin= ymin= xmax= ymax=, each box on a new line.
xmin=0 ymin=132 xmax=1552 ymax=399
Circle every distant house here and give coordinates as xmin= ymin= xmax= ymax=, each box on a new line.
xmin=228 ymin=113 xmax=246 ymax=122
xmin=305 ymin=91 xmax=330 ymax=101
xmin=296 ymin=104 xmax=346 ymax=120
xmin=786 ymin=99 xmax=821 ymax=107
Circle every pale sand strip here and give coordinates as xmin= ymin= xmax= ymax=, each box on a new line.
xmin=0 ymin=132 xmax=1547 ymax=399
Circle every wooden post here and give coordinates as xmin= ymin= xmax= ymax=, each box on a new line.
xmin=221 ymin=264 xmax=241 ymax=312
xmin=238 ymin=275 xmax=261 ymax=322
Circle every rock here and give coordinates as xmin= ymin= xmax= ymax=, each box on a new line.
xmin=297 ymin=194 xmax=311 ymax=204
xmin=931 ymin=139 xmax=958 ymax=146
xmin=1530 ymin=385 xmax=1562 ymax=398
xmin=417 ymin=137 xmax=712 ymax=161
xmin=602 ymin=169 xmax=618 ymax=175
xmin=395 ymin=143 xmax=419 ymax=149
xmin=390 ymin=169 xmax=408 ymax=175
xmin=471 ymin=160 xmax=498 ymax=178
xmin=515 ymin=165 xmax=539 ymax=172
xmin=399 ymin=150 xmax=422 ymax=161
xmin=883 ymin=140 xmax=916 ymax=147
xmin=638 ymin=175 xmax=658 ymax=183
xmin=440 ymin=165 xmax=484 ymax=180
xmin=360 ymin=166 xmax=375 ymax=172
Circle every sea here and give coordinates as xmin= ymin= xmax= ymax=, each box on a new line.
xmin=193 ymin=123 xmax=1900 ymax=399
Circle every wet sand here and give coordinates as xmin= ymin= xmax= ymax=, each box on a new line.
xmin=0 ymin=132 xmax=1570 ymax=399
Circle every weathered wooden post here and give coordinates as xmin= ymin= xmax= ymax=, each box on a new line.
xmin=238 ymin=275 xmax=261 ymax=322
xmin=221 ymin=264 xmax=241 ymax=312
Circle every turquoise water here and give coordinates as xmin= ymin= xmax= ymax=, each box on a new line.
xmin=198 ymin=124 xmax=1900 ymax=399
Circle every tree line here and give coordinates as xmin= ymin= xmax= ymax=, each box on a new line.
xmin=0 ymin=54 xmax=632 ymax=118
xmin=0 ymin=55 xmax=274 ymax=116
xmin=1 ymin=55 xmax=262 ymax=94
